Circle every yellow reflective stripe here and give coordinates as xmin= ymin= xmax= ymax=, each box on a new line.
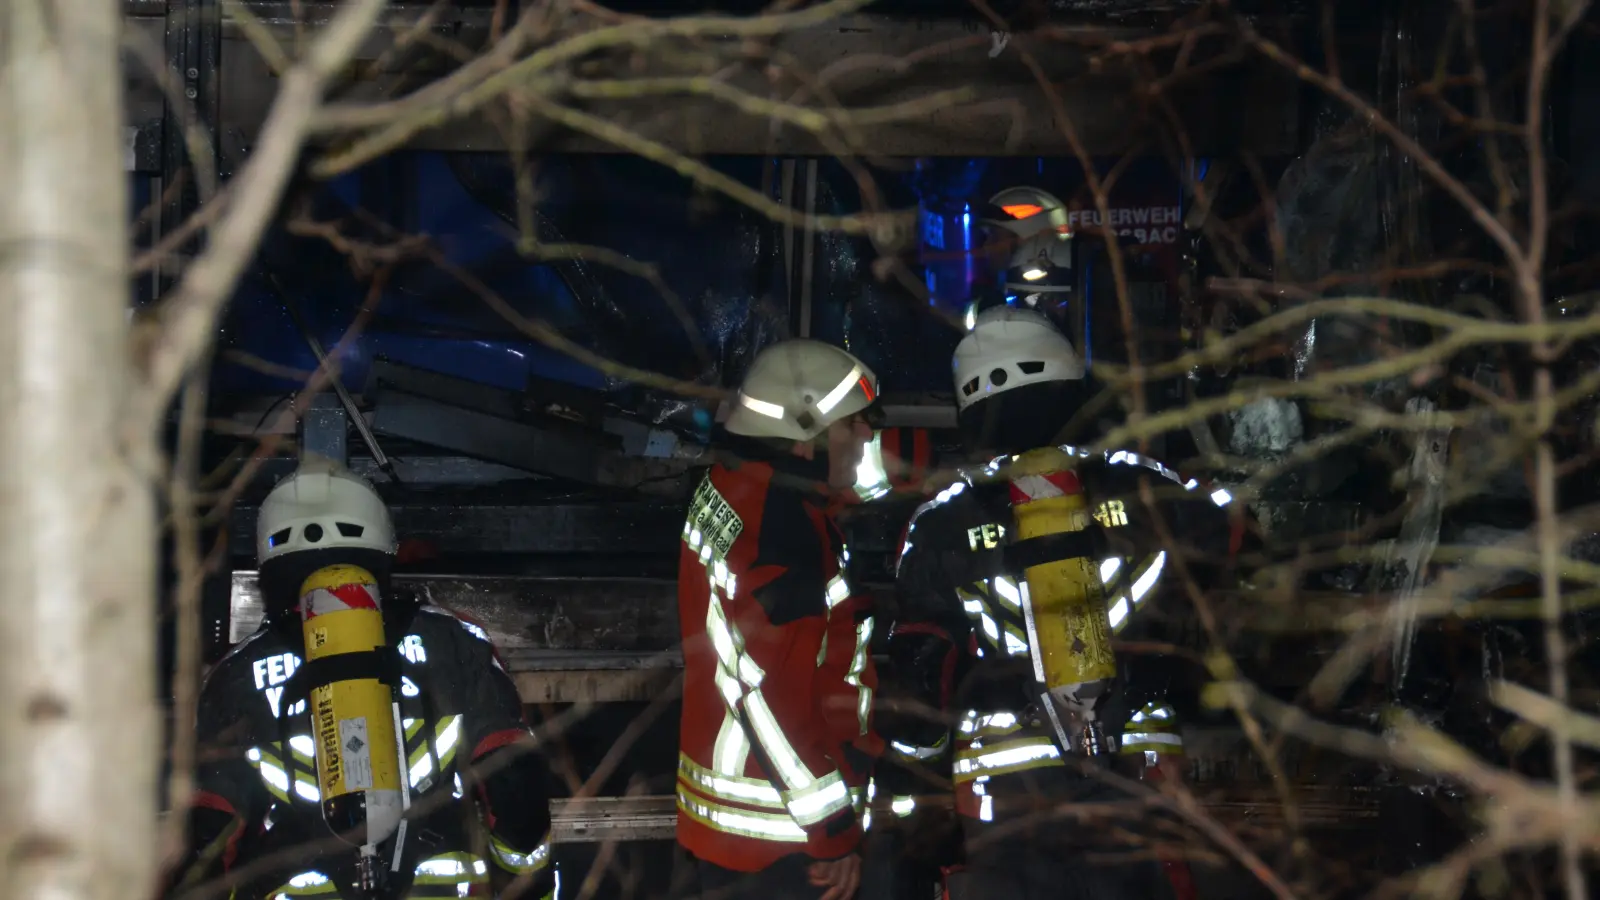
xmin=956 ymin=711 xmax=1023 ymax=738
xmin=782 ymin=769 xmax=852 ymax=827
xmin=676 ymin=783 xmax=808 ymax=843
xmin=704 ymin=597 xmax=743 ymax=676
xmin=286 ymin=735 xmax=317 ymax=767
xmin=1120 ymin=731 xmax=1185 ymax=753
xmin=1107 ymin=551 xmax=1167 ymax=635
xmin=265 ymin=870 xmax=339 ymax=897
xmin=743 ymin=690 xmax=822 ymax=793
xmin=953 ymin=736 xmax=1063 ymax=783
xmin=711 ymin=710 xmax=751 ymax=776
xmin=246 ymin=747 xmax=320 ymax=803
xmin=1002 ymin=624 xmax=1030 ymax=657
xmin=679 ymin=752 xmax=784 ymax=809
xmin=406 ymin=715 xmax=464 ymax=770
xmin=844 ymin=618 xmax=874 ymax=736
xmin=488 ymin=835 xmax=550 ymax=876
xmin=889 ymin=735 xmax=947 ymax=761
xmin=1128 ymin=701 xmax=1177 ymax=724
xmin=826 ymin=573 xmax=851 ymax=609
xmin=890 ymin=795 xmax=917 ymax=817
xmin=853 ymin=434 xmax=891 ymax=501
xmin=412 ymin=852 xmax=489 ymax=885
xmin=991 ymin=576 xmax=1023 ymax=610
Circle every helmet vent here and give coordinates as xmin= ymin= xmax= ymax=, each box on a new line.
xmin=989 ymin=368 xmax=1009 ymax=387
xmin=268 ymin=528 xmax=293 ymax=548
xmin=337 ymin=522 xmax=366 ymax=538
xmin=1018 ymin=361 xmax=1046 ymax=375
xmin=962 ymin=377 xmax=980 ymax=397
xmin=304 ymin=523 xmax=325 ymax=543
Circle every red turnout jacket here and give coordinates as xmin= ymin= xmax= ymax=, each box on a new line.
xmin=675 ymin=458 xmax=882 ymax=872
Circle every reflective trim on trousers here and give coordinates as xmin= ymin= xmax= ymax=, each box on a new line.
xmin=487 ymin=834 xmax=551 ymax=877
xmin=952 ymin=735 xmax=1063 ymax=784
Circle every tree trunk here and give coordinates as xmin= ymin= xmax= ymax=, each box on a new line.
xmin=0 ymin=4 xmax=158 ymax=900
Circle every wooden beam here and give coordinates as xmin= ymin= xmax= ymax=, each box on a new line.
xmin=548 ymin=784 xmax=1379 ymax=843
xmin=124 ymin=7 xmax=1298 ymax=164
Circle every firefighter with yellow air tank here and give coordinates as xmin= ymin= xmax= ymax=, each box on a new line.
xmin=164 ymin=457 xmax=557 ymax=900
xmin=875 ymin=186 xmax=1253 ymax=899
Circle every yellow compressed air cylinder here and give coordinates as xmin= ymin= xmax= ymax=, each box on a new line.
xmin=299 ymin=564 xmax=404 ymax=850
xmin=1006 ymin=446 xmax=1117 ymax=690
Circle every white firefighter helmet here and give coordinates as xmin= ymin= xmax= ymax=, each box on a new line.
xmin=724 ymin=339 xmax=879 ymax=442
xmin=981 ymin=186 xmax=1074 ymax=295
xmin=257 ymin=455 xmax=397 ymax=566
xmin=953 ymin=305 xmax=1085 ymax=413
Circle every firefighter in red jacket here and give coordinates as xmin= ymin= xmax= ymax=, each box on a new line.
xmin=675 ymin=339 xmax=885 ymax=900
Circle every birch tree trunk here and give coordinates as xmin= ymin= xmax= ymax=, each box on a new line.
xmin=0 ymin=4 xmax=159 ymax=900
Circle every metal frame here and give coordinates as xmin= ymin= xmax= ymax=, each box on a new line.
xmin=157 ymin=0 xmax=221 ymax=267
xmin=123 ymin=5 xmax=1301 ymax=162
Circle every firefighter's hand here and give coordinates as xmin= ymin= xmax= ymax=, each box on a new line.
xmin=807 ymin=853 xmax=861 ymax=900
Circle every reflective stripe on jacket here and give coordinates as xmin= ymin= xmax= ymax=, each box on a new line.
xmin=676 ymin=462 xmax=882 ymax=872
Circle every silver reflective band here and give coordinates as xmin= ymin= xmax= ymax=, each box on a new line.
xmin=1099 ymin=558 xmax=1120 ymax=582
xmin=992 ymin=576 xmax=1022 ymax=609
xmin=890 ymin=739 xmax=945 ymax=761
xmin=1121 ymin=731 xmax=1183 ymax=747
xmin=891 ymin=795 xmax=916 ymax=817
xmin=677 ymin=790 xmax=809 ymax=842
xmin=958 ymin=711 xmax=1019 ymax=735
xmin=854 ymin=433 xmax=892 ymax=501
xmin=490 ymin=837 xmax=550 ymax=875
xmin=845 ymin=618 xmax=874 ymax=735
xmin=680 ymin=752 xmax=783 ymax=806
xmin=953 ymin=740 xmax=1061 ymax=777
xmin=826 ymin=573 xmax=851 ymax=608
xmin=817 ymin=364 xmax=864 ymax=415
xmin=784 ymin=773 xmax=853 ymax=826
xmin=739 ymin=392 xmax=786 ymax=419
xmin=1129 ymin=703 xmax=1175 ymax=723
xmin=1107 ymin=551 xmax=1166 ymax=634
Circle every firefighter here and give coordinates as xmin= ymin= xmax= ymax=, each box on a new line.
xmin=1121 ymin=701 xmax=1199 ymax=900
xmin=166 ymin=457 xmax=556 ymax=900
xmin=674 ymin=339 xmax=885 ymax=900
xmin=880 ymin=301 xmax=1247 ymax=899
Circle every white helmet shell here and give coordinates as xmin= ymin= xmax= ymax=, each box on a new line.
xmin=724 ymin=339 xmax=879 ymax=442
xmin=953 ymin=306 xmax=1085 ymax=412
xmin=256 ymin=455 xmax=397 ymax=566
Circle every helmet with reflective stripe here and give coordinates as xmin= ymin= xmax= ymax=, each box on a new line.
xmin=725 ymin=339 xmax=879 ymax=443
xmin=953 ymin=305 xmax=1085 ymax=413
xmin=1120 ymin=700 xmax=1184 ymax=756
xmin=257 ymin=455 xmax=397 ymax=566
xmin=979 ymin=186 xmax=1074 ymax=296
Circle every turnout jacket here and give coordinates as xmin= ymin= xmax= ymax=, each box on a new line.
xmin=881 ymin=447 xmax=1247 ymax=817
xmin=182 ymin=595 xmax=553 ymax=900
xmin=676 ymin=455 xmax=883 ymax=872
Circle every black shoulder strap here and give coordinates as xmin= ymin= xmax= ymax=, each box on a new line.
xmin=281 ymin=651 xmax=402 ymax=710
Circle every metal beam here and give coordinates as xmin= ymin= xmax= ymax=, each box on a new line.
xmin=546 ymin=784 xmax=1378 ymax=843
xmin=228 ymin=500 xmax=688 ymax=558
xmin=124 ymin=9 xmax=1299 ymax=163
xmin=228 ymin=570 xmax=684 ymax=647
xmin=513 ymin=666 xmax=681 ymax=705
xmin=158 ymin=0 xmax=222 ymax=236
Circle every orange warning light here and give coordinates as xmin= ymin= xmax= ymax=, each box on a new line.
xmin=1001 ymin=203 xmax=1044 ymax=219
